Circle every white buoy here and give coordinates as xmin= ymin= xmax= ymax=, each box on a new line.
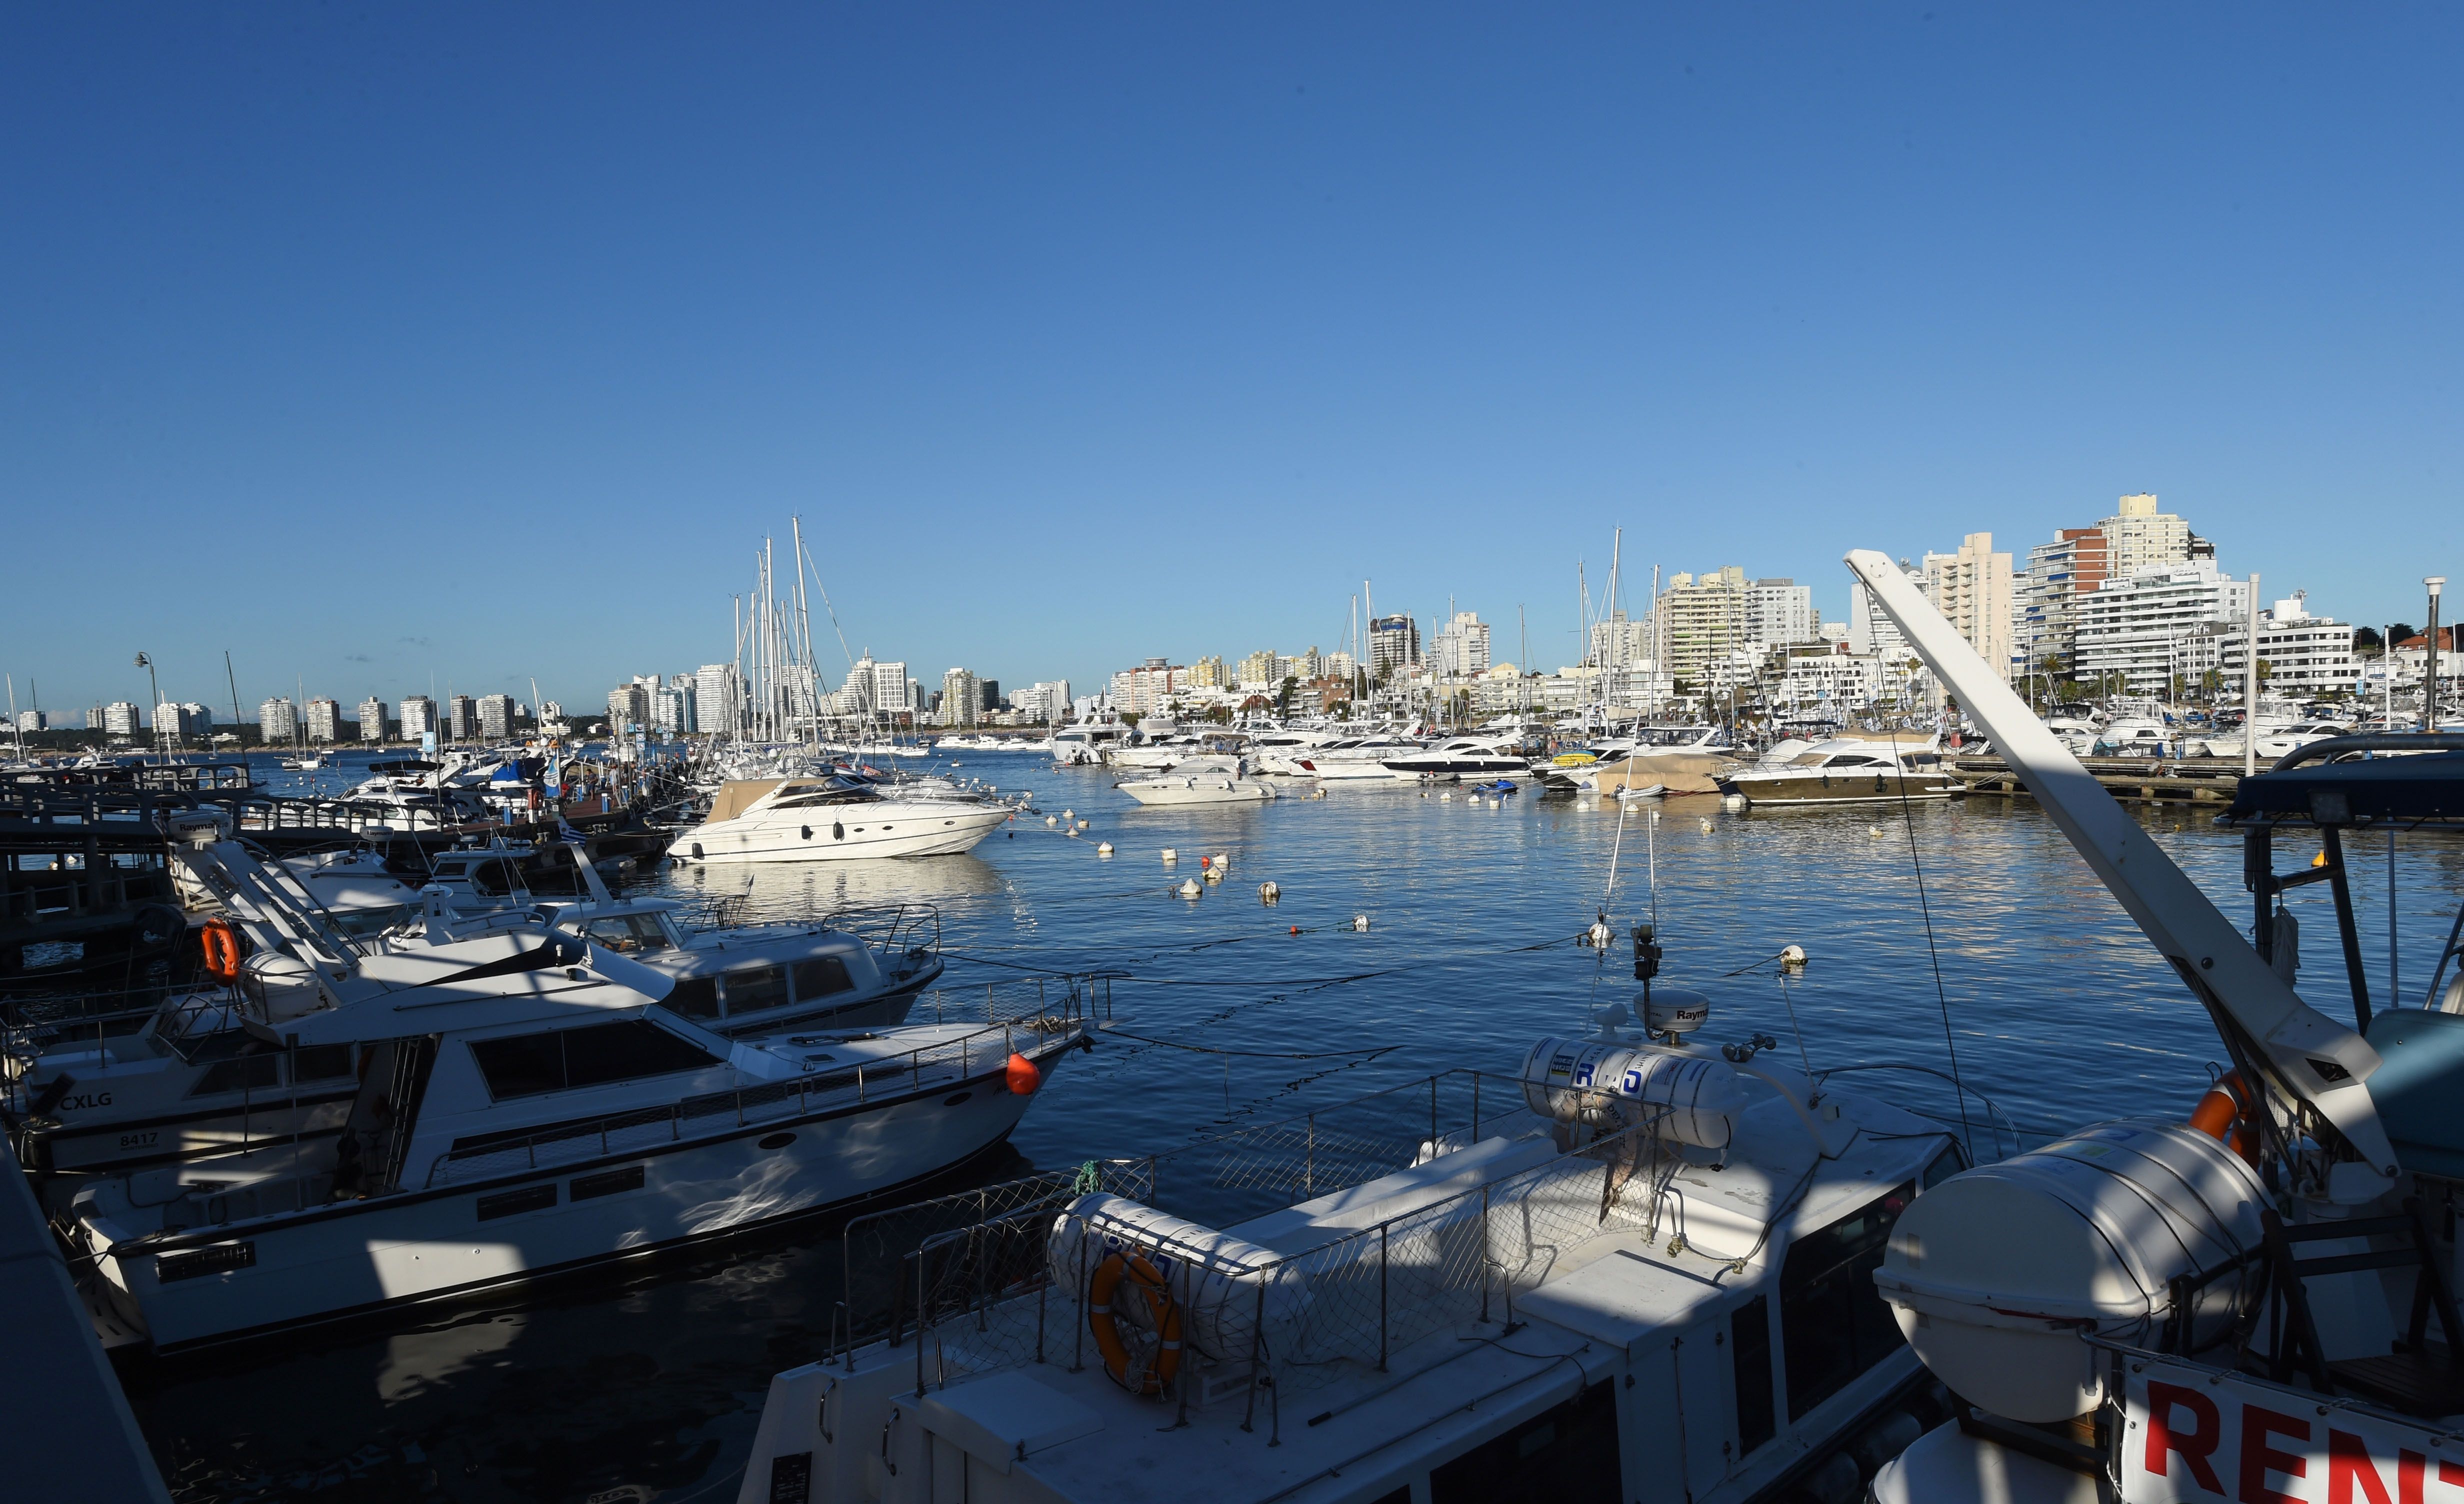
xmin=1440 ymin=790 xmax=1452 ymax=802
xmin=1260 ymin=880 xmax=1280 ymax=904
xmin=1699 ymin=818 xmax=1714 ymax=833
xmin=1780 ymin=944 xmax=1808 ymax=968
xmin=1351 ymin=914 xmax=1370 ymax=932
xmin=1720 ymin=792 xmax=1748 ymax=810
xmin=1212 ymin=852 xmax=1230 ymax=870
xmin=1076 ymin=819 xmax=1090 ymax=830
xmin=1063 ymin=809 xmax=1074 ymax=820
xmin=1162 ymin=848 xmax=1178 ymax=864
xmin=1178 ymin=879 xmax=1202 ymax=898
xmin=1868 ymin=824 xmax=1887 ymax=838
xmin=1204 ymin=865 xmax=1224 ymax=883
xmin=1044 ymin=815 xmax=1058 ymax=826
xmin=1096 ymin=842 xmax=1114 ymax=856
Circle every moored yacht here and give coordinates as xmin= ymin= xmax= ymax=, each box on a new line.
xmin=666 ymin=776 xmax=1014 ymax=864
xmin=1378 ymin=734 xmax=1531 ymax=780
xmin=1114 ymin=756 xmax=1280 ymax=806
xmin=1715 ymin=737 xmax=1957 ymax=807
xmin=1294 ymin=734 xmax=1427 ymax=780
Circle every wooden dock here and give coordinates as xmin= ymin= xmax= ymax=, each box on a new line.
xmin=1946 ymin=756 xmax=2246 ymax=808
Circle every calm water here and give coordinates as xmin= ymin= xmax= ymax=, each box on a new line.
xmin=129 ymin=752 xmax=2464 ymax=1502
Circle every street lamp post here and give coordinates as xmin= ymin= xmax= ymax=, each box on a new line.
xmin=2428 ymin=578 xmax=2446 ymax=732
xmin=134 ymin=652 xmax=162 ymax=760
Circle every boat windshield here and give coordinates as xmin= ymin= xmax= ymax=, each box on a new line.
xmin=1638 ymin=727 xmax=1712 ymax=746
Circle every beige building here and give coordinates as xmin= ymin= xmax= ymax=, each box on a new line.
xmin=1654 ymin=566 xmax=1748 ymax=687
xmin=2100 ymin=494 xmax=2191 ymax=580
xmin=1922 ymin=532 xmax=2016 ymax=682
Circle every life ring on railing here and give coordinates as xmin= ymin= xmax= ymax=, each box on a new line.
xmin=1086 ymin=1250 xmax=1182 ymax=1396
xmin=2189 ymin=1070 xmax=2260 ymax=1165
xmin=200 ymin=918 xmax=244 ymax=984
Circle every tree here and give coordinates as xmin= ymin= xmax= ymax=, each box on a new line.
xmin=1276 ymin=676 xmax=1298 ymax=718
xmin=2391 ymin=624 xmax=2419 ymax=648
xmin=2200 ymin=668 xmax=2224 ymax=698
xmin=2254 ymin=658 xmax=2272 ymax=686
xmin=1120 ymin=710 xmax=1143 ymax=728
xmin=2353 ymin=626 xmax=2384 ymax=658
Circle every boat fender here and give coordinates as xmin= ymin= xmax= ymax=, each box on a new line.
xmin=2188 ymin=1070 xmax=2260 ymax=1164
xmin=833 ymin=823 xmax=844 ymax=841
xmin=801 ymin=826 xmax=812 ymax=840
xmin=1780 ymin=944 xmax=1808 ymax=970
xmin=1258 ymin=880 xmax=1280 ymax=904
xmin=1006 ymin=1052 xmax=1042 ymax=1096
xmin=200 ymin=918 xmax=244 ymax=984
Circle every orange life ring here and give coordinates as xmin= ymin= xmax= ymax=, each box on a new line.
xmin=200 ymin=918 xmax=244 ymax=984
xmin=2190 ymin=1070 xmax=2260 ymax=1165
xmin=1086 ymin=1250 xmax=1182 ymax=1396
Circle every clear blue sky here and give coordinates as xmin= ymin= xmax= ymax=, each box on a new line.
xmin=4 ymin=6 xmax=2457 ymax=718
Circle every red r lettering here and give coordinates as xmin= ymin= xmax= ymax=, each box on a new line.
xmin=2330 ymin=1430 xmax=2396 ymax=1504
xmin=2148 ymin=1381 xmax=2227 ymax=1494
xmin=2243 ymin=1405 xmax=2312 ymax=1504
xmin=2440 ymin=1458 xmax=2464 ymax=1494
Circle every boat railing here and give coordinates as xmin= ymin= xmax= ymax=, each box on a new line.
xmin=819 ymin=902 xmax=942 ymax=971
xmin=884 ymin=1070 xmax=1684 ymax=1416
xmin=420 ymin=1014 xmax=1078 ymax=1190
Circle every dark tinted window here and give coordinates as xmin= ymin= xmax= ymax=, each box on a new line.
xmin=472 ymin=860 xmax=518 ymax=897
xmin=793 ymin=956 xmax=854 ymax=1000
xmin=294 ymin=1044 xmax=354 ymax=1082
xmin=1732 ymin=1295 xmax=1774 ymax=1456
xmin=468 ymin=1032 xmax=566 ymax=1099
xmin=1782 ymin=1182 xmax=1912 ymax=1419
xmin=564 ymin=1020 xmax=722 ymax=1088
xmin=1429 ymin=1378 xmax=1620 ymax=1504
xmin=470 ymin=1020 xmax=722 ymax=1100
xmin=667 ymin=976 xmax=721 ymax=1020
xmin=722 ymin=964 xmax=788 ymax=1016
xmin=1923 ymin=1142 xmax=1967 ymax=1190
xmin=193 ymin=1053 xmax=280 ymax=1096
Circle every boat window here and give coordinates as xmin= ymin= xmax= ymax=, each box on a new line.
xmin=469 ymin=1020 xmax=723 ymax=1100
xmin=584 ymin=914 xmax=671 ymax=954
xmin=1732 ymin=1294 xmax=1776 ymax=1456
xmin=666 ymin=976 xmax=721 ymax=1020
xmin=294 ymin=1044 xmax=354 ymax=1082
xmin=1789 ymin=752 xmax=1830 ymax=766
xmin=332 ymin=904 xmax=416 ymax=938
xmin=794 ymin=956 xmax=854 ymax=1000
xmin=192 ymin=1052 xmax=281 ymax=1096
xmin=1428 ymin=1378 xmax=1620 ymax=1504
xmin=1781 ymin=1182 xmax=1914 ymax=1420
xmin=472 ymin=860 xmax=519 ymax=897
xmin=1922 ymin=1142 xmax=1968 ymax=1190
xmin=1826 ymin=755 xmax=1875 ymax=768
xmin=722 ymin=964 xmax=790 ymax=1016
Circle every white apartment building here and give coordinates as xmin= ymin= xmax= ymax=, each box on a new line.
xmin=1369 ymin=616 xmax=1420 ymax=677
xmin=1108 ymin=658 xmax=1184 ymax=716
xmin=1432 ymin=612 xmax=1492 ymax=678
xmin=940 ymin=668 xmax=984 ymax=726
xmin=15 ymin=710 xmax=46 ymax=732
xmin=840 ymin=657 xmax=912 ymax=720
xmin=305 ymin=698 xmax=342 ymax=744
xmin=652 ymin=683 xmax=696 ymax=734
xmin=1774 ymin=645 xmax=1886 ymax=712
xmin=478 ymin=694 xmax=515 ymax=740
xmin=1742 ymin=580 xmax=1816 ymax=650
xmin=2072 ymin=563 xmax=2252 ymax=693
xmin=1922 ymin=533 xmax=2016 ymax=682
xmin=448 ymin=694 xmax=478 ymax=742
xmin=1657 ymin=567 xmax=1748 ymax=687
xmin=156 ymin=702 xmax=214 ymax=742
xmin=102 ymin=702 xmax=143 ymax=738
xmin=695 ymin=664 xmax=742 ymax=738
xmin=2218 ymin=596 xmax=2360 ymax=698
xmin=399 ymin=696 xmax=437 ymax=741
xmin=258 ymin=698 xmax=298 ymax=742
xmin=607 ymin=682 xmax=649 ymax=732
xmin=356 ymin=698 xmax=387 ymax=742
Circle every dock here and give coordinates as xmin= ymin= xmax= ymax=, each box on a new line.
xmin=0 ymin=1136 xmax=171 ymax=1501
xmin=1947 ymin=755 xmax=2246 ymax=808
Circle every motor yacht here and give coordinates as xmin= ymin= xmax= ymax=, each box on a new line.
xmin=1714 ymin=736 xmax=1958 ymax=806
xmin=1292 ymin=734 xmax=1428 ymax=781
xmin=1624 ymin=724 xmax=1736 ymax=757
xmin=1378 ymin=734 xmax=1532 ymax=781
xmin=1048 ymin=725 xmax=1126 ymax=766
xmin=1114 ymin=756 xmax=1280 ymax=806
xmin=666 ymin=776 xmax=1014 ymax=864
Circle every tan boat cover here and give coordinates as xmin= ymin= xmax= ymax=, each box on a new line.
xmin=1592 ymin=754 xmax=1737 ymax=794
xmin=706 ymin=778 xmax=784 ymax=824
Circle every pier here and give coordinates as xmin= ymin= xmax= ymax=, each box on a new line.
xmin=1946 ymin=754 xmax=2246 ymax=807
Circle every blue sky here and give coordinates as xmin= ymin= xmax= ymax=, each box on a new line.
xmin=4 ymin=6 xmax=2458 ymax=718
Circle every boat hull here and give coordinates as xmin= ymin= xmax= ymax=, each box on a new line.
xmin=1717 ymin=771 xmax=1960 ymax=806
xmin=667 ymin=804 xmax=1009 ymax=864
xmin=84 ymin=1040 xmax=1076 ymax=1352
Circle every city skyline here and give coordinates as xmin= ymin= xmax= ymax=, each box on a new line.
xmin=5 ymin=10 xmax=2457 ymax=714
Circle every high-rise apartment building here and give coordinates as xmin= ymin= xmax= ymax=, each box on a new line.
xmin=1741 ymin=580 xmax=1816 ymax=650
xmin=694 ymin=664 xmax=742 ymax=738
xmin=1013 ymin=680 xmax=1072 ymax=724
xmin=2019 ymin=528 xmax=2111 ymax=672
xmin=357 ymin=698 xmax=387 ymax=742
xmin=1848 ymin=558 xmax=1924 ymax=666
xmin=478 ymin=694 xmax=514 ymax=740
xmin=1432 ymin=612 xmax=1492 ymax=678
xmin=2219 ymin=595 xmax=2359 ymax=698
xmin=399 ymin=696 xmax=437 ymax=741
xmin=1108 ymin=658 xmax=1182 ymax=716
xmin=1921 ymin=534 xmax=2016 ymax=682
xmin=1587 ymin=613 xmax=1651 ymax=672
xmin=2100 ymin=494 xmax=2191 ymax=580
xmin=259 ymin=698 xmax=300 ymax=743
xmin=102 ymin=702 xmax=143 ymax=738
xmin=1188 ymin=657 xmax=1226 ymax=690
xmin=14 ymin=710 xmax=45 ymax=732
xmin=157 ymin=702 xmax=214 ymax=742
xmin=1656 ymin=567 xmax=1748 ymax=686
xmin=2072 ymin=562 xmax=2250 ymax=692
xmin=448 ymin=694 xmax=478 ymax=741
xmin=1368 ymin=616 xmax=1420 ymax=678
xmin=1234 ymin=650 xmax=1277 ymax=689
xmin=940 ymin=668 xmax=984 ymax=726
xmin=607 ymin=682 xmax=650 ymax=732
xmin=306 ymin=698 xmax=342 ymax=743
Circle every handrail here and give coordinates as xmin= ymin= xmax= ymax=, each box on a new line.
xmin=2267 ymin=732 xmax=2464 ymax=774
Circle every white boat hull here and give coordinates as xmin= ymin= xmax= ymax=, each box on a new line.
xmin=1116 ymin=779 xmax=1278 ymax=806
xmin=668 ymin=803 xmax=1010 ymax=864
xmin=84 ymin=1042 xmax=1074 ymax=1351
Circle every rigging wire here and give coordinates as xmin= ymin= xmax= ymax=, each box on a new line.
xmin=1892 ymin=751 xmax=1976 ymax=1162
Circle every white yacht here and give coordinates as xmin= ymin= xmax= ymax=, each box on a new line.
xmin=666 ymin=777 xmax=1012 ymax=865
xmin=734 ymin=993 xmax=1965 ymax=1504
xmin=1246 ymin=727 xmax=1346 ymax=777
xmin=1114 ymin=756 xmax=1280 ymax=806
xmin=1624 ymin=724 xmax=1736 ymax=757
xmin=1715 ymin=738 xmax=1957 ymax=808
xmin=1290 ymin=734 xmax=1428 ymax=781
xmin=1048 ymin=726 xmax=1127 ymax=766
xmin=1378 ymin=734 xmax=1532 ymax=780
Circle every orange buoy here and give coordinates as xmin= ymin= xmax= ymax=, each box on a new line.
xmin=200 ymin=918 xmax=244 ymax=984
xmin=1086 ymin=1251 xmax=1182 ymax=1396
xmin=1005 ymin=1052 xmax=1042 ymax=1096
xmin=2188 ymin=1070 xmax=2259 ymax=1164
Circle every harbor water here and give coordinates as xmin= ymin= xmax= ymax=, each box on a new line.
xmin=128 ymin=752 xmax=2464 ymax=1502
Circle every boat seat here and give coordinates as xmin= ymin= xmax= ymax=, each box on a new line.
xmin=2263 ymin=1202 xmax=2464 ymax=1417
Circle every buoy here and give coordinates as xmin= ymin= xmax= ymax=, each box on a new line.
xmin=1352 ymin=914 xmax=1370 ymax=932
xmin=1698 ymin=818 xmax=1713 ymax=833
xmin=1720 ymin=792 xmax=1748 ymax=810
xmin=1586 ymin=916 xmax=1613 ymax=949
xmin=1198 ymin=855 xmax=1212 ymax=869
xmin=1260 ymin=880 xmax=1280 ymax=904
xmin=1868 ymin=824 xmax=1887 ymax=838
xmin=1440 ymin=790 xmax=1452 ymax=802
xmin=1005 ymin=1052 xmax=1042 ymax=1096
xmin=1076 ymin=819 xmax=1090 ymax=830
xmin=1780 ymin=944 xmax=1808 ymax=969
xmin=1178 ymin=879 xmax=1202 ymax=898
xmin=1212 ymin=852 xmax=1230 ymax=869
xmin=1162 ymin=848 xmax=1178 ymax=864
xmin=1096 ymin=842 xmax=1114 ymax=856
xmin=1204 ymin=864 xmax=1224 ymax=883
xmin=1063 ymin=809 xmax=1074 ymax=820
xmin=2311 ymin=850 xmax=2328 ymax=868
xmin=1289 ymin=924 xmax=1301 ymax=935
xmin=1045 ymin=815 xmax=1058 ymax=826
